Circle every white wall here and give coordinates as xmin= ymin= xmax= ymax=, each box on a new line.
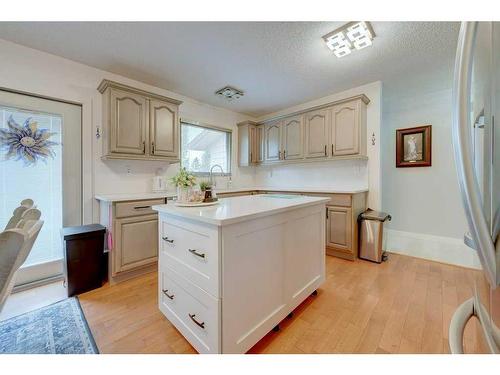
xmin=0 ymin=38 xmax=255 ymax=224
xmin=381 ymin=87 xmax=480 ymax=268
xmin=255 ymin=81 xmax=382 ymax=209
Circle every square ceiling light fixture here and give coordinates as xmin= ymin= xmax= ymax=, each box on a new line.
xmin=323 ymin=21 xmax=375 ymax=58
xmin=215 ymin=86 xmax=244 ymax=101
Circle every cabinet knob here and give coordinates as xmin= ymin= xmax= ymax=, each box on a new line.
xmin=162 ymin=236 xmax=174 ymax=243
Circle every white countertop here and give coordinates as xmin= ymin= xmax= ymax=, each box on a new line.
xmin=152 ymin=194 xmax=331 ymax=226
xmin=94 ymin=186 xmax=368 ymax=203
xmin=214 ymin=186 xmax=369 ymax=194
xmin=94 ymin=192 xmax=176 ymax=202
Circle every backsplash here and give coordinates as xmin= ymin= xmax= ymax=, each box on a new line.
xmin=254 ymin=159 xmax=368 ymax=190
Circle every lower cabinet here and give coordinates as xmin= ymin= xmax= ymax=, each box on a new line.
xmin=326 ymin=206 xmax=353 ymax=259
xmin=325 ymin=194 xmax=366 ymax=261
xmin=99 ymin=197 xmax=165 ymax=283
xmin=114 ymin=214 xmax=158 ymax=274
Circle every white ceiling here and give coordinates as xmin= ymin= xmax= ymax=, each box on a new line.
xmin=0 ymin=22 xmax=460 ymax=117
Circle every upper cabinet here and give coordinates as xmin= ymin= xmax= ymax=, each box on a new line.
xmin=331 ymin=100 xmax=362 ymax=156
xmin=304 ymin=109 xmax=329 ymax=159
xmin=237 ymin=94 xmax=369 ymax=167
xmin=264 ymin=120 xmax=282 ymax=162
xmin=237 ymin=121 xmax=260 ymax=166
xmin=282 ymin=115 xmax=303 ymax=160
xmin=255 ymin=125 xmax=264 ymax=163
xmin=149 ymin=99 xmax=178 ymax=158
xmin=98 ymin=80 xmax=182 ymax=161
xmin=109 ymin=89 xmax=148 ymax=155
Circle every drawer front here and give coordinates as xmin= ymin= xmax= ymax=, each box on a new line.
xmin=159 ymin=265 xmax=220 ymax=354
xmin=329 ymin=194 xmax=352 ymax=207
xmin=160 ymin=216 xmax=219 ymax=297
xmin=115 ymin=198 xmax=165 ymax=218
xmin=300 ymin=192 xmax=352 ymax=207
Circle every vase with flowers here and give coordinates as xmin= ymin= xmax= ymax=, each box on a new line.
xmin=171 ymin=167 xmax=196 ymax=203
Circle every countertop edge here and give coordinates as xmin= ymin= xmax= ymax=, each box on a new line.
xmin=152 ymin=197 xmax=330 ymax=226
xmin=94 ymin=186 xmax=368 ymax=203
xmin=95 ymin=193 xmax=176 ymax=202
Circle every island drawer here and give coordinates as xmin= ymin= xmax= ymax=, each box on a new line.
xmin=159 ymin=216 xmax=220 ymax=298
xmin=159 ymin=265 xmax=220 ymax=354
xmin=115 ymin=198 xmax=165 ymax=218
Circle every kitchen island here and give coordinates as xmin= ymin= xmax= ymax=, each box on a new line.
xmin=152 ymin=194 xmax=330 ymax=353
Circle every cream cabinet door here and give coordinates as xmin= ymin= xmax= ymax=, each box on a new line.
xmin=150 ymin=99 xmax=178 ymax=158
xmin=110 ymin=88 xmax=147 ymax=155
xmin=114 ymin=214 xmax=158 ymax=275
xmin=304 ymin=109 xmax=329 ymax=158
xmin=282 ymin=116 xmax=303 ymax=160
xmin=264 ymin=121 xmax=282 ymax=162
xmin=326 ymin=206 xmax=353 ymax=254
xmin=331 ymin=100 xmax=360 ymax=156
xmin=256 ymin=125 xmax=264 ymax=162
xmin=249 ymin=125 xmax=257 ymax=164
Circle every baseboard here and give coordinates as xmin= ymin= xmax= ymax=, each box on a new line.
xmin=384 ymin=228 xmax=482 ymax=270
xmin=14 ymin=259 xmax=63 ymax=287
xmin=12 ymin=274 xmax=64 ymax=293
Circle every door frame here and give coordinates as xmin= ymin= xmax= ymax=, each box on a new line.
xmin=0 ymin=85 xmax=91 ymax=222
xmin=0 ymin=87 xmax=86 ymax=288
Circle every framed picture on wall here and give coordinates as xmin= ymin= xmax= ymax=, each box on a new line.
xmin=396 ymin=125 xmax=432 ymax=167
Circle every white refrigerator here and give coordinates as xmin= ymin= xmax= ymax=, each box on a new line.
xmin=450 ymin=21 xmax=500 ymax=353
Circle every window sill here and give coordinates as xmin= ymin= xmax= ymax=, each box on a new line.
xmin=189 ymin=172 xmax=232 ymax=177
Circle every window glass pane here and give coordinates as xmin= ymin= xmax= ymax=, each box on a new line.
xmin=181 ymin=123 xmax=231 ymax=173
xmin=0 ymin=106 xmax=63 ymax=266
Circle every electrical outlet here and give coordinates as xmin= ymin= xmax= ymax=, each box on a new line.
xmin=126 ymin=165 xmax=131 ymax=174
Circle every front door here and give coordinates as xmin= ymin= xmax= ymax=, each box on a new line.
xmin=0 ymin=90 xmax=82 ymax=286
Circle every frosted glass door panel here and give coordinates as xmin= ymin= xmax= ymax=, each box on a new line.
xmin=0 ymin=107 xmax=62 ymax=266
xmin=0 ymin=90 xmax=81 ymax=284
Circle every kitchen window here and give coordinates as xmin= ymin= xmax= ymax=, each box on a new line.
xmin=180 ymin=121 xmax=232 ymax=175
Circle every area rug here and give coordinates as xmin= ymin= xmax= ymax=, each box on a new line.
xmin=0 ymin=297 xmax=98 ymax=354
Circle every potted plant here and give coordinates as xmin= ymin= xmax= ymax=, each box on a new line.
xmin=171 ymin=167 xmax=196 ymax=203
xmin=199 ymin=180 xmax=214 ymax=201
xmin=199 ymin=181 xmax=211 ymax=192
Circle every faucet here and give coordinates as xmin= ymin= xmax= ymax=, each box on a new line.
xmin=209 ymin=164 xmax=224 ymax=188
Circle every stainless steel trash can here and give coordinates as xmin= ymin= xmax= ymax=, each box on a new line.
xmin=358 ymin=209 xmax=391 ymax=263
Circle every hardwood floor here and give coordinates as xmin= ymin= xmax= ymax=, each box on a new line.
xmin=78 ymin=253 xmax=485 ymax=354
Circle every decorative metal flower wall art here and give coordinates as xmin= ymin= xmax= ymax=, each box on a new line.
xmin=0 ymin=115 xmax=59 ymax=166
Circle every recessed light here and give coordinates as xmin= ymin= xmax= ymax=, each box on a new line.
xmin=323 ymin=21 xmax=375 ymax=58
xmin=215 ymin=86 xmax=244 ymax=101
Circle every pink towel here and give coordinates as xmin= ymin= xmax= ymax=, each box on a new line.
xmin=107 ymin=205 xmax=113 ymax=250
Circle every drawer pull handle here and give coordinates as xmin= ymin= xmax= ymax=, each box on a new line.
xmin=188 ymin=313 xmax=205 ymax=329
xmin=162 ymin=237 xmax=174 ymax=243
xmin=134 ymin=205 xmax=151 ymax=210
xmin=188 ymin=248 xmax=206 ymax=258
xmin=162 ymin=289 xmax=174 ymax=300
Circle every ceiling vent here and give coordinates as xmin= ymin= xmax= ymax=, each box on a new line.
xmin=215 ymin=86 xmax=244 ymax=101
xmin=322 ymin=21 xmax=375 ymax=58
